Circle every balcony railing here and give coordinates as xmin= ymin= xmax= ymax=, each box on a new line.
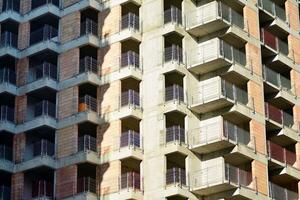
xmin=80 ymin=19 xmax=98 ymax=36
xmin=0 ymin=32 xmax=18 ymax=48
xmin=0 ymin=106 xmax=14 ymax=123
xmin=78 ymin=95 xmax=98 ymax=113
xmin=263 ymin=65 xmax=291 ymax=91
xmin=77 ymin=177 xmax=96 ymax=194
xmin=22 ymin=139 xmax=55 ymax=161
xmin=257 ymin=0 xmax=286 ymax=21
xmin=31 ymin=0 xmax=59 ymax=9
xmin=192 ymin=163 xmax=252 ymax=189
xmin=79 ymin=56 xmax=98 ymax=74
xmin=32 ymin=100 xmax=56 ymax=119
xmin=27 ymin=62 xmax=57 ymax=84
xmin=0 ymin=145 xmax=12 ymax=161
xmin=267 ymin=141 xmax=296 ymax=166
xmin=32 ymin=180 xmax=53 ymax=199
xmin=120 ymin=172 xmax=141 ymax=190
xmin=0 ymin=185 xmax=10 ymax=200
xmin=0 ymin=68 xmax=16 ymax=85
xmin=164 ymin=6 xmax=182 ymax=25
xmin=121 ymin=13 xmax=139 ymax=31
xmin=121 ymin=51 xmax=140 ymax=69
xmin=78 ymin=135 xmax=97 ymax=152
xmin=30 ymin=25 xmax=58 ymax=45
xmin=269 ymin=182 xmax=299 ymax=200
xmin=261 ymin=29 xmax=288 ymax=55
xmin=166 ymin=167 xmax=186 ymax=186
xmin=265 ymin=103 xmax=293 ymax=128
xmin=165 ymin=84 xmax=184 ymax=102
xmin=221 ymin=80 xmax=248 ymax=105
xmin=121 ymin=90 xmax=140 ymax=107
xmin=164 ymin=45 xmax=183 ymax=63
xmin=2 ymin=0 xmax=20 ymax=12
xmin=120 ymin=131 xmax=140 ymax=148
xmin=165 ymin=126 xmax=186 ymax=144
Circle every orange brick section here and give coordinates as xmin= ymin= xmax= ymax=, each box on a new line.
xmin=250 ymin=120 xmax=266 ymax=155
xmin=98 ymin=42 xmax=121 ymax=76
xmin=248 ymin=81 xmax=264 ymax=114
xmin=18 ymin=22 xmax=30 ymax=50
xmin=19 ymin=0 xmax=31 ymax=14
xmin=98 ymin=160 xmax=121 ymax=195
xmin=293 ymin=105 xmax=300 ymax=131
xmin=56 ymin=165 xmax=78 ymax=199
xmin=58 ymin=86 xmax=78 ymax=119
xmin=13 ymin=133 xmax=26 ymax=164
xmin=15 ymin=95 xmax=27 ymax=124
xmin=16 ymin=57 xmax=29 ymax=86
xmin=288 ymin=35 xmax=300 ymax=64
xmin=251 ymin=160 xmax=268 ymax=195
xmin=97 ymin=120 xmax=121 ymax=155
xmin=59 ymin=48 xmax=79 ymax=81
xmin=11 ymin=172 xmax=24 ymax=200
xmin=57 ymin=125 xmax=78 ymax=158
xmin=61 ymin=0 xmax=80 ymax=8
xmin=295 ymin=143 xmax=300 ymax=170
xmin=98 ymin=81 xmax=121 ymax=114
xmin=290 ymin=69 xmax=300 ymax=97
xmin=243 ymin=6 xmax=259 ymax=39
xmin=60 ymin=11 xmax=80 ymax=44
xmin=246 ymin=43 xmax=262 ymax=76
xmin=285 ymin=1 xmax=300 ymax=31
xmin=98 ymin=5 xmax=121 ymax=38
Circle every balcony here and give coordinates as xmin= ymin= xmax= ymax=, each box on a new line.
xmin=0 ymin=145 xmax=13 ymax=172
xmin=166 ymin=167 xmax=186 ymax=187
xmin=118 ymin=131 xmax=142 ymax=161
xmin=190 ymin=79 xmax=248 ymax=114
xmin=190 ymin=119 xmax=252 ymax=154
xmin=79 ymin=56 xmax=98 ymax=75
xmin=186 ymin=1 xmax=244 ymax=37
xmin=121 ymin=13 xmax=140 ymax=31
xmin=164 ymin=7 xmax=182 ymax=26
xmin=0 ymin=106 xmax=15 ymax=133
xmin=21 ymin=139 xmax=54 ymax=164
xmin=120 ymin=131 xmax=140 ymax=149
xmin=121 ymin=51 xmax=140 ymax=69
xmin=78 ymin=135 xmax=97 ymax=153
xmin=164 ymin=45 xmax=183 ymax=64
xmin=0 ymin=185 xmax=10 ymax=200
xmin=121 ymin=90 xmax=140 ymax=110
xmin=79 ymin=95 xmax=98 ymax=113
xmin=32 ymin=180 xmax=53 ymax=199
xmin=0 ymin=32 xmax=18 ymax=51
xmin=0 ymin=68 xmax=17 ymax=95
xmin=191 ymin=163 xmax=253 ymax=195
xmin=120 ymin=172 xmax=141 ymax=191
xmin=265 ymin=103 xmax=293 ymax=129
xmin=80 ymin=19 xmax=98 ymax=36
xmin=263 ymin=65 xmax=291 ymax=92
xmin=30 ymin=25 xmax=58 ymax=46
xmin=267 ymin=141 xmax=296 ymax=168
xmin=164 ymin=126 xmax=186 ymax=146
xmin=165 ymin=85 xmax=184 ymax=103
xmin=1 ymin=0 xmax=20 ymax=13
xmin=261 ymin=29 xmax=288 ymax=56
xmin=77 ymin=177 xmax=97 ymax=194
xmin=188 ymin=38 xmax=246 ymax=74
xmin=269 ymin=182 xmax=299 ymax=200
xmin=257 ymin=0 xmax=286 ymax=22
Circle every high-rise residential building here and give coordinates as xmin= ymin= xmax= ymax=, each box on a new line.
xmin=1 ymin=0 xmax=300 ymax=199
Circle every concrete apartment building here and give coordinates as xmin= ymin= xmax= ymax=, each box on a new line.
xmin=1 ymin=0 xmax=300 ymax=199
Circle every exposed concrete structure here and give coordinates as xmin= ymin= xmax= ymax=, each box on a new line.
xmin=1 ymin=0 xmax=300 ymax=200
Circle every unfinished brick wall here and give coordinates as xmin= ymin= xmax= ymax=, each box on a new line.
xmin=16 ymin=58 xmax=29 ymax=86
xmin=98 ymin=81 xmax=121 ymax=114
xmin=246 ymin=43 xmax=262 ymax=76
xmin=290 ymin=70 xmax=300 ymax=97
xmin=56 ymin=165 xmax=78 ymax=199
xmin=98 ymin=5 xmax=121 ymax=38
xmin=60 ymin=11 xmax=81 ymax=44
xmin=11 ymin=172 xmax=24 ymax=200
xmin=59 ymin=48 xmax=80 ymax=81
xmin=288 ymin=35 xmax=300 ymax=64
xmin=13 ymin=133 xmax=26 ymax=163
xmin=285 ymin=1 xmax=300 ymax=32
xmin=19 ymin=0 xmax=31 ymax=14
xmin=98 ymin=42 xmax=121 ymax=76
xmin=15 ymin=95 xmax=27 ymax=124
xmin=244 ymin=6 xmax=260 ymax=39
xmin=248 ymin=81 xmax=264 ymax=115
xmin=252 ymin=160 xmax=268 ymax=195
xmin=58 ymin=86 xmax=78 ymax=119
xmin=250 ymin=120 xmax=266 ymax=155
xmin=57 ymin=125 xmax=78 ymax=158
xmin=18 ymin=22 xmax=30 ymax=50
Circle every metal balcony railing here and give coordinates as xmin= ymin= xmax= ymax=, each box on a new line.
xmin=263 ymin=65 xmax=291 ymax=91
xmin=164 ymin=45 xmax=183 ymax=63
xmin=27 ymin=62 xmax=57 ymax=84
xmin=265 ymin=103 xmax=294 ymax=128
xmin=78 ymin=135 xmax=97 ymax=152
xmin=221 ymin=80 xmax=249 ymax=105
xmin=192 ymin=163 xmax=252 ymax=189
xmin=79 ymin=56 xmax=98 ymax=74
xmin=32 ymin=180 xmax=53 ymax=199
xmin=164 ymin=6 xmax=182 ymax=25
xmin=165 ymin=85 xmax=184 ymax=102
xmin=257 ymin=0 xmax=286 ymax=21
xmin=78 ymin=95 xmax=98 ymax=113
xmin=269 ymin=182 xmax=299 ymax=200
xmin=0 ymin=106 xmax=14 ymax=123
xmin=0 ymin=31 xmax=18 ymax=48
xmin=33 ymin=100 xmax=56 ymax=119
xmin=80 ymin=19 xmax=98 ymax=36
xmin=1 ymin=0 xmax=20 ymax=12
xmin=30 ymin=25 xmax=58 ymax=45
xmin=0 ymin=185 xmax=10 ymax=200
xmin=166 ymin=167 xmax=186 ymax=186
xmin=121 ymin=51 xmax=140 ymax=69
xmin=31 ymin=0 xmax=59 ymax=9
xmin=0 ymin=145 xmax=13 ymax=161
xmin=77 ymin=177 xmax=96 ymax=194
xmin=166 ymin=126 xmax=186 ymax=144
xmin=0 ymin=68 xmax=16 ymax=85
xmin=220 ymin=40 xmax=246 ymax=66
xmin=267 ymin=141 xmax=296 ymax=166
xmin=22 ymin=139 xmax=54 ymax=161
xmin=261 ymin=28 xmax=288 ymax=55
xmin=121 ymin=90 xmax=140 ymax=107
xmin=120 ymin=172 xmax=141 ymax=191
xmin=120 ymin=130 xmax=140 ymax=149
xmin=121 ymin=13 xmax=139 ymax=31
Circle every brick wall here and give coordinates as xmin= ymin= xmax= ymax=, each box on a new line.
xmin=252 ymin=160 xmax=268 ymax=195
xmin=246 ymin=43 xmax=262 ymax=76
xmin=19 ymin=0 xmax=31 ymax=14
xmin=59 ymin=48 xmax=80 ymax=81
xmin=56 ymin=165 xmax=78 ymax=199
xmin=13 ymin=133 xmax=26 ymax=163
xmin=15 ymin=95 xmax=27 ymax=124
xmin=286 ymin=1 xmax=300 ymax=32
xmin=16 ymin=57 xmax=29 ymax=86
xmin=18 ymin=22 xmax=30 ymax=50
xmin=60 ymin=11 xmax=80 ymax=44
xmin=295 ymin=142 xmax=300 ymax=170
xmin=11 ymin=172 xmax=24 ymax=200
xmin=98 ymin=42 xmax=121 ymax=76
xmin=290 ymin=69 xmax=300 ymax=97
xmin=58 ymin=86 xmax=78 ymax=119
xmin=248 ymin=81 xmax=264 ymax=114
xmin=98 ymin=6 xmax=121 ymax=38
xmin=98 ymin=81 xmax=121 ymax=114
xmin=250 ymin=120 xmax=266 ymax=155
xmin=57 ymin=125 xmax=78 ymax=158
xmin=288 ymin=35 xmax=300 ymax=64
xmin=244 ymin=6 xmax=260 ymax=39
